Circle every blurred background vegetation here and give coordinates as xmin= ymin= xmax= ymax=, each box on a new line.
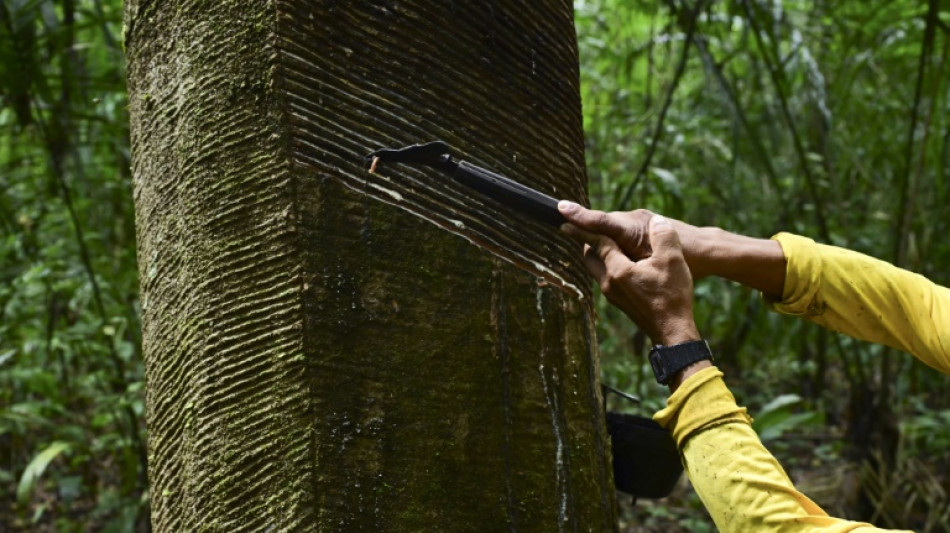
xmin=0 ymin=0 xmax=947 ymax=531
xmin=580 ymin=0 xmax=950 ymax=531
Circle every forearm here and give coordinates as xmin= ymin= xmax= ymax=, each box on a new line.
xmin=555 ymin=204 xmax=787 ymax=298
xmin=768 ymin=234 xmax=950 ymax=373
xmin=655 ymin=368 xmax=907 ymax=533
xmin=675 ymin=223 xmax=786 ymax=299
xmin=685 ymin=423 xmax=895 ymax=533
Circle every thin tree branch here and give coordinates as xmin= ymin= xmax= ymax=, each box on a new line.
xmin=615 ymin=0 xmax=707 ymax=211
xmin=742 ymin=0 xmax=831 ymax=242
xmin=692 ymin=33 xmax=791 ymax=224
xmin=894 ymin=0 xmax=939 ymax=267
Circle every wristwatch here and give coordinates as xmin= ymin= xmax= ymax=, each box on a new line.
xmin=649 ymin=339 xmax=714 ymax=385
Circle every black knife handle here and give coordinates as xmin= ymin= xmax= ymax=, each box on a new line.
xmin=452 ymin=161 xmax=567 ymax=227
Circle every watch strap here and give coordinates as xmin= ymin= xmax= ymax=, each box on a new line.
xmin=649 ymin=340 xmax=713 ymax=385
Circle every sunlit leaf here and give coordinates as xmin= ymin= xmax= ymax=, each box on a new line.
xmin=16 ymin=440 xmax=71 ymax=505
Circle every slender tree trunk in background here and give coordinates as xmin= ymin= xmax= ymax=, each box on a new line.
xmin=125 ymin=1 xmax=617 ymax=531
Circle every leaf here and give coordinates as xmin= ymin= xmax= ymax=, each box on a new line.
xmin=752 ymin=394 xmax=822 ymax=441
xmin=759 ymin=393 xmax=802 ymax=414
xmin=649 ymin=166 xmax=678 ymax=187
xmin=16 ymin=440 xmax=71 ymax=505
xmin=758 ymin=412 xmax=822 ymax=442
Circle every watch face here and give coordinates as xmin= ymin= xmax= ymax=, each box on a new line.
xmin=648 ymin=348 xmax=669 ymax=385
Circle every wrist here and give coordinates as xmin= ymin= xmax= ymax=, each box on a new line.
xmin=654 ymin=320 xmax=701 ymax=347
xmin=669 ymin=360 xmax=713 ymax=392
xmin=678 ymin=224 xmax=720 ymax=279
xmin=648 ymin=338 xmax=713 ymax=389
xmin=653 ymin=322 xmax=705 ymax=390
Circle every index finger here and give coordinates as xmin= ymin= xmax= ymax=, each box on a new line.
xmin=562 ymin=223 xmax=630 ymax=281
xmin=557 ymin=201 xmax=627 ymax=241
xmin=562 ymin=223 xmax=629 ymax=269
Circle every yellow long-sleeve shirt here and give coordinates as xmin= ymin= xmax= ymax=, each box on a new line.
xmin=654 ymin=233 xmax=950 ymax=533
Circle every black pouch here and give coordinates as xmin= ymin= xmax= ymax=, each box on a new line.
xmin=602 ymin=385 xmax=683 ymax=500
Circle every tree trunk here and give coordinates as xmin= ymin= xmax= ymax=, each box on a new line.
xmin=125 ymin=1 xmax=616 ymax=531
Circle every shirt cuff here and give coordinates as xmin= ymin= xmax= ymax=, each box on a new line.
xmin=766 ymin=233 xmax=824 ymax=317
xmin=653 ymin=366 xmax=752 ymax=448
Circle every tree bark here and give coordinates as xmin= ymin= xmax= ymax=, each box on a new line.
xmin=126 ymin=1 xmax=616 ymax=531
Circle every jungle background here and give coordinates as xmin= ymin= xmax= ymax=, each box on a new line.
xmin=1 ymin=0 xmax=949 ymax=531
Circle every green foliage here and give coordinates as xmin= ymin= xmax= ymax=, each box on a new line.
xmin=578 ymin=0 xmax=950 ymax=530
xmin=752 ymin=393 xmax=823 ymax=441
xmin=0 ymin=0 xmax=145 ymax=530
xmin=902 ymin=403 xmax=950 ymax=459
xmin=16 ymin=441 xmax=71 ymax=505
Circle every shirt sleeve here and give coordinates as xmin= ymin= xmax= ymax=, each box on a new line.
xmin=654 ymin=366 xmax=911 ymax=533
xmin=767 ymin=233 xmax=950 ymax=374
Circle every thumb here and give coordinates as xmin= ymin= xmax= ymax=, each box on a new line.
xmin=648 ymin=215 xmax=682 ymax=258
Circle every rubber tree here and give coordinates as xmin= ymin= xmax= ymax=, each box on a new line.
xmin=125 ymin=1 xmax=617 ymax=530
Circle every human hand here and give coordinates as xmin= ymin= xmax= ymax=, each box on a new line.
xmin=556 ymin=201 xmax=718 ymax=281
xmin=556 ymin=202 xmax=656 ymax=261
xmin=560 ymin=206 xmax=700 ymax=347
